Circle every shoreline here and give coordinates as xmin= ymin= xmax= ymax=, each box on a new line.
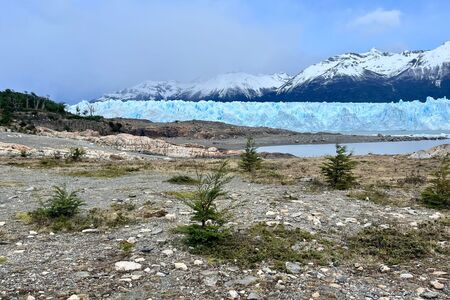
xmin=163 ymin=133 xmax=447 ymax=151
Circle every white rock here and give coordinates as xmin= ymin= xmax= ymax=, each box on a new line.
xmin=29 ymin=231 xmax=38 ymax=235
xmin=228 ymin=290 xmax=239 ymax=299
xmin=144 ymin=267 xmax=151 ymax=273
xmin=67 ymin=296 xmax=80 ymax=300
xmin=156 ymin=272 xmax=166 ymax=277
xmin=430 ymin=280 xmax=444 ymax=290
xmin=429 ymin=212 xmax=441 ymax=220
xmin=0 ymin=221 xmax=5 ymax=227
xmin=312 ymin=292 xmax=320 ymax=298
xmin=81 ymin=228 xmax=98 ymax=233
xmin=131 ymin=274 xmax=142 ymax=280
xmin=162 ymin=249 xmax=174 ymax=256
xmin=379 ymin=265 xmax=391 ymax=273
xmin=174 ymin=262 xmax=188 ymax=271
xmin=400 ymin=273 xmax=414 ymax=279
xmin=265 ymin=211 xmax=277 ymax=216
xmin=114 ymin=261 xmax=142 ymax=271
xmin=26 ymin=187 xmax=35 ymax=191
xmin=194 ymin=259 xmax=203 ymax=265
xmin=134 ymin=257 xmax=145 ymax=263
xmin=336 ymin=222 xmax=344 ymax=227
xmin=165 ymin=213 xmax=177 ymax=221
xmin=26 ymin=296 xmax=35 ymax=300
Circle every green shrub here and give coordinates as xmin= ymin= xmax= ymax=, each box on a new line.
xmin=67 ymin=147 xmax=86 ymax=162
xmin=320 ymin=144 xmax=357 ymax=190
xmin=420 ymin=156 xmax=449 ymax=209
xmin=32 ymin=186 xmax=85 ymax=219
xmin=239 ymin=137 xmax=262 ymax=173
xmin=167 ymin=175 xmax=200 ymax=185
xmin=178 ymin=161 xmax=232 ymax=245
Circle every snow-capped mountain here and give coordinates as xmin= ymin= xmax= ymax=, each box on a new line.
xmin=277 ymin=41 xmax=450 ymax=102
xmin=96 ymin=72 xmax=290 ymax=102
xmin=94 ymin=41 xmax=450 ymax=102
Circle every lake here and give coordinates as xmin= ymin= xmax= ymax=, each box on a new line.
xmin=258 ymin=139 xmax=450 ymax=157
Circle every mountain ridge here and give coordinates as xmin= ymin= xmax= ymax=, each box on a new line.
xmin=95 ymin=41 xmax=450 ymax=103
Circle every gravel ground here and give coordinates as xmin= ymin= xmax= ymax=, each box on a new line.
xmin=0 ymin=162 xmax=448 ymax=300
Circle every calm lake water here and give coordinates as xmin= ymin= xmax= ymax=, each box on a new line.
xmin=258 ymin=139 xmax=450 ymax=157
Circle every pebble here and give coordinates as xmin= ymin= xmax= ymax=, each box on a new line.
xmin=420 ymin=291 xmax=439 ymax=299
xmin=228 ymin=290 xmax=239 ymax=299
xmin=162 ymin=249 xmax=174 ymax=256
xmin=430 ymin=280 xmax=444 ymax=290
xmin=312 ymin=292 xmax=320 ymax=298
xmin=379 ymin=265 xmax=391 ymax=273
xmin=194 ymin=259 xmax=203 ymax=265
xmin=81 ymin=229 xmax=99 ymax=233
xmin=165 ymin=213 xmax=176 ymax=221
xmin=285 ymin=262 xmax=301 ymax=274
xmin=29 ymin=231 xmax=38 ymax=235
xmin=156 ymin=272 xmax=166 ymax=277
xmin=26 ymin=296 xmax=35 ymax=300
xmin=114 ymin=261 xmax=142 ymax=271
xmin=174 ymin=262 xmax=188 ymax=271
xmin=400 ymin=273 xmax=414 ymax=279
xmin=0 ymin=221 xmax=5 ymax=227
xmin=247 ymin=292 xmax=261 ymax=300
xmin=236 ymin=276 xmax=257 ymax=286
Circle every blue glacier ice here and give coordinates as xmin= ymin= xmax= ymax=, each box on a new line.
xmin=69 ymin=97 xmax=450 ymax=133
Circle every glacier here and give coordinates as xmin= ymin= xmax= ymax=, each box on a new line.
xmin=69 ymin=97 xmax=450 ymax=133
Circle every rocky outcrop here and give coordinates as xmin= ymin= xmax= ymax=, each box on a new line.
xmin=0 ymin=141 xmax=138 ymax=161
xmin=410 ymin=144 xmax=450 ymax=159
xmin=36 ymin=127 xmax=239 ymax=158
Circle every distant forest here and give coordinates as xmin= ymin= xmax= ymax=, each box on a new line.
xmin=0 ymin=89 xmax=65 ymax=124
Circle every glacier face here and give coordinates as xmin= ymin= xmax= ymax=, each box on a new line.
xmin=69 ymin=97 xmax=450 ymax=132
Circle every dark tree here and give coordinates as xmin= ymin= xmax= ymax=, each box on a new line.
xmin=239 ymin=137 xmax=262 ymax=172
xmin=421 ymin=155 xmax=449 ymax=209
xmin=320 ymin=144 xmax=357 ymax=190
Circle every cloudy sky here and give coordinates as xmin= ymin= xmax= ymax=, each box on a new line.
xmin=1 ymin=0 xmax=449 ymax=103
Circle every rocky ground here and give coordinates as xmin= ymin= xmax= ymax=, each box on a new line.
xmin=0 ymin=149 xmax=449 ymax=299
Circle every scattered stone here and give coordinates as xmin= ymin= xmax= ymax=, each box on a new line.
xmin=430 ymin=280 xmax=444 ymax=290
xmin=0 ymin=221 xmax=5 ymax=227
xmin=420 ymin=291 xmax=439 ymax=299
xmin=81 ymin=229 xmax=99 ymax=233
xmin=156 ymin=272 xmax=166 ymax=277
xmin=236 ymin=276 xmax=258 ymax=286
xmin=228 ymin=290 xmax=239 ymax=299
xmin=26 ymin=296 xmax=35 ymax=300
xmin=247 ymin=292 xmax=261 ymax=300
xmin=285 ymin=262 xmax=301 ymax=274
xmin=114 ymin=261 xmax=142 ymax=272
xmin=400 ymin=273 xmax=414 ymax=279
xmin=174 ymin=262 xmax=188 ymax=271
xmin=379 ymin=265 xmax=391 ymax=273
xmin=165 ymin=213 xmax=177 ymax=221
xmin=162 ymin=249 xmax=174 ymax=256
xmin=312 ymin=292 xmax=320 ymax=298
xmin=194 ymin=259 xmax=203 ymax=265
xmin=29 ymin=231 xmax=38 ymax=235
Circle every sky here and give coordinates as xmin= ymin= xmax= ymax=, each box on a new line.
xmin=1 ymin=0 xmax=449 ymax=104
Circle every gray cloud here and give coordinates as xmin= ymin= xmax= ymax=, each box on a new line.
xmin=0 ymin=0 xmax=305 ymax=103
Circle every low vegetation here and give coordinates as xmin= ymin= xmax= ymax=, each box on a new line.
xmin=184 ymin=223 xmax=343 ymax=269
xmin=348 ymin=186 xmax=391 ymax=205
xmin=167 ymin=175 xmax=200 ymax=185
xmin=321 ymin=144 xmax=358 ymax=190
xmin=20 ymin=185 xmax=166 ymax=231
xmin=68 ymin=165 xmax=140 ymax=178
xmin=349 ymin=217 xmax=449 ymax=264
xmin=420 ymin=156 xmax=449 ymax=209
xmin=177 ymin=161 xmax=232 ymax=246
xmin=66 ymin=147 xmax=86 ymax=162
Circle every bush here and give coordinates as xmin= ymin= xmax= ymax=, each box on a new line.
xmin=178 ymin=161 xmax=232 ymax=245
xmin=32 ymin=186 xmax=85 ymax=220
xmin=420 ymin=156 xmax=449 ymax=209
xmin=167 ymin=175 xmax=200 ymax=185
xmin=239 ymin=137 xmax=262 ymax=173
xmin=67 ymin=147 xmax=86 ymax=162
xmin=320 ymin=144 xmax=357 ymax=190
